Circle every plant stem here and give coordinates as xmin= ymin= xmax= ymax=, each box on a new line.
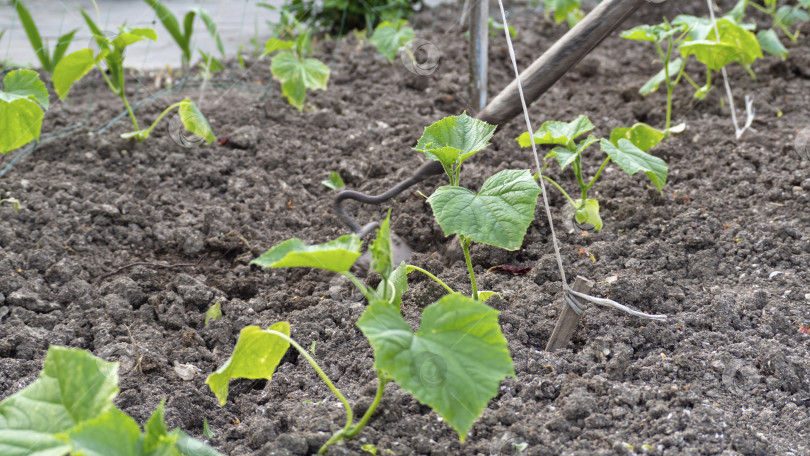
xmin=135 ymin=101 xmax=184 ymax=138
xmin=98 ymin=66 xmax=140 ymax=131
xmin=460 ymin=236 xmax=478 ymax=300
xmin=664 ymin=39 xmax=674 ymax=130
xmin=584 ymin=157 xmax=611 ymax=192
xmin=573 ymin=156 xmax=588 ymax=203
xmin=542 ymin=175 xmax=576 ymax=206
xmin=263 ymin=330 xmax=354 ymax=432
xmin=343 ymin=372 xmax=389 ymax=439
xmin=406 ymin=265 xmax=455 ymax=294
xmin=342 ymin=272 xmax=373 ymax=301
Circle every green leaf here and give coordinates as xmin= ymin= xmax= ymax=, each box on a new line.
xmin=178 ymin=99 xmax=216 ymax=144
xmin=516 ymin=115 xmax=594 ymax=148
xmin=14 ymin=0 xmax=49 ymax=71
xmin=370 ymin=20 xmax=415 ymax=62
xmin=3 ymin=69 xmax=48 ymax=109
xmin=414 ymin=113 xmax=496 ymax=168
xmin=202 ymin=419 xmax=214 ymax=439
xmin=0 ymin=70 xmax=47 ymax=154
xmin=599 ymin=139 xmax=668 ymax=193
xmin=206 ymin=322 xmax=291 ymax=406
xmin=380 ymin=262 xmax=409 ymax=309
xmin=193 ymin=8 xmax=225 ymax=56
xmin=639 ymin=58 xmax=684 ymax=96
xmin=0 ymin=346 xmax=118 ymax=455
xmin=173 ymin=430 xmax=224 ymax=456
xmin=321 ymin=171 xmax=345 ymax=190
xmin=52 ymin=49 xmax=96 ymax=100
xmin=66 ymin=408 xmax=142 ymax=456
xmin=143 ymin=401 xmax=180 ymax=455
xmin=478 ymin=291 xmax=501 ymax=302
xmin=144 ymin=0 xmax=189 ymax=59
xmin=574 ymin=199 xmax=602 ymax=232
xmin=52 ymin=29 xmax=78 ymax=70
xmin=270 ymin=51 xmax=330 ymax=110
xmin=543 ymin=0 xmax=582 ymax=24
xmin=251 ymin=235 xmax=362 ymax=273
xmin=679 ymin=19 xmax=761 ymax=70
xmin=357 ymin=295 xmax=514 ymax=441
xmin=427 ymin=169 xmax=542 ymax=250
xmin=112 ymin=27 xmax=158 ymax=50
xmin=370 ymin=211 xmax=393 ymax=280
xmin=609 ymin=123 xmax=665 ymax=152
xmin=775 ymin=5 xmax=809 ymax=27
xmin=756 ymin=29 xmax=788 ymax=59
xmin=204 ymin=301 xmax=222 ymax=326
xmin=620 ymin=23 xmax=684 ymax=43
xmin=264 ymin=38 xmax=294 ymax=55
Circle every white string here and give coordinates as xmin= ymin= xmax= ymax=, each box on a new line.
xmin=495 ymin=0 xmax=667 ymax=321
xmin=707 ymin=0 xmax=754 ymax=139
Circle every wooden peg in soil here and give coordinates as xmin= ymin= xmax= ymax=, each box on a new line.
xmin=545 ymin=276 xmax=594 ymax=352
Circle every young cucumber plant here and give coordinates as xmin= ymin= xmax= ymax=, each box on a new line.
xmin=144 ymin=0 xmax=226 ymax=71
xmin=0 ymin=345 xmax=223 ymax=456
xmin=206 ymin=114 xmax=538 ymax=452
xmin=414 ymin=112 xmax=542 ymax=300
xmin=620 ymin=19 xmax=690 ymax=132
xmin=207 ymin=213 xmax=514 ymax=453
xmin=264 ymin=17 xmax=329 ymax=111
xmin=52 ymin=13 xmax=215 ymax=143
xmin=516 ymin=115 xmax=668 ymax=232
xmin=543 ymin=0 xmax=584 ymax=27
xmin=0 ymin=69 xmax=49 ymax=154
xmin=13 ymin=0 xmax=77 ymax=74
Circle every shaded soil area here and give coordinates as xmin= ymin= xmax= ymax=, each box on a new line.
xmin=1 ymin=1 xmax=810 ymax=455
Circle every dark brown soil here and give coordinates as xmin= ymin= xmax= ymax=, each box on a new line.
xmin=1 ymin=1 xmax=809 ymax=455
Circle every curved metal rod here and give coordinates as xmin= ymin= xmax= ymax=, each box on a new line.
xmin=336 ymin=0 xmax=647 ymax=233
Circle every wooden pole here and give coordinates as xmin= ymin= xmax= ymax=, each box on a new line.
xmin=469 ymin=0 xmax=488 ymax=112
xmin=545 ymin=276 xmax=594 ymax=352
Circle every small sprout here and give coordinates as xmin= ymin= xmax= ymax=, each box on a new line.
xmin=203 ymin=417 xmax=215 ymax=438
xmin=361 ymin=443 xmax=378 ymax=455
xmin=322 ymin=171 xmax=345 ymax=190
xmin=205 ymin=300 xmax=222 ymax=326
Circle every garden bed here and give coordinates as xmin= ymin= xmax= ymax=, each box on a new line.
xmin=1 ymin=0 xmax=809 ymax=455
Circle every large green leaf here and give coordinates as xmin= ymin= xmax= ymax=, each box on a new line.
xmin=178 ymin=99 xmax=215 ymax=144
xmin=599 ymin=139 xmax=667 ymax=192
xmin=250 ymin=235 xmax=362 ymax=273
xmin=270 ymin=51 xmax=330 ymax=110
xmin=264 ymin=38 xmax=294 ymax=55
xmin=357 ymin=295 xmax=514 ymax=441
xmin=0 ymin=346 xmax=118 ymax=455
xmin=427 ymin=169 xmax=541 ymax=250
xmin=370 ymin=20 xmax=415 ymax=62
xmin=679 ymin=18 xmax=761 ymax=70
xmin=516 ymin=115 xmax=594 ymax=148
xmin=609 ymin=123 xmax=665 ymax=152
xmin=112 ymin=28 xmax=158 ymax=50
xmin=413 ymin=113 xmax=496 ymax=168
xmin=206 ymin=323 xmax=291 ymax=406
xmin=52 ymin=49 xmax=96 ymax=100
xmin=4 ymin=68 xmax=48 ymax=109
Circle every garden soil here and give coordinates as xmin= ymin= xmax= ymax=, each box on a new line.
xmin=1 ymin=1 xmax=809 ymax=455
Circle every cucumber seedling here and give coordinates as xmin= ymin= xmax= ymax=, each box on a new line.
xmin=543 ymin=0 xmax=585 ymax=27
xmin=263 ymin=12 xmax=330 ymax=111
xmin=52 ymin=13 xmax=215 ymax=143
xmin=517 ymin=115 xmax=668 ymax=231
xmin=729 ymin=0 xmax=809 ymax=55
xmin=206 ymin=113 xmax=539 ymax=452
xmin=0 ymin=345 xmax=223 ymax=456
xmin=208 ymin=213 xmax=514 ymax=453
xmin=370 ymin=20 xmax=415 ymax=62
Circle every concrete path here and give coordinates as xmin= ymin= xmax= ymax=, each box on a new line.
xmin=0 ymin=0 xmax=443 ymax=70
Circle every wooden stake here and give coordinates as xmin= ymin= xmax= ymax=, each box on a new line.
xmin=545 ymin=276 xmax=594 ymax=352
